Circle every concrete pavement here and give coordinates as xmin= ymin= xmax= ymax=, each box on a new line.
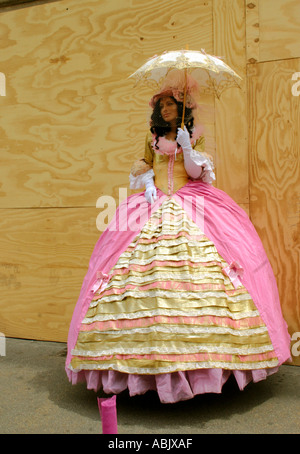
xmin=0 ymin=337 xmax=299 ymax=434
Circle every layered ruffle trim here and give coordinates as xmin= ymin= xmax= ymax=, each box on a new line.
xmin=66 ymin=367 xmax=279 ymax=404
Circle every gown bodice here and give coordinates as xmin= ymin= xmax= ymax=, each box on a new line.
xmin=144 ymin=129 xmax=205 ymax=195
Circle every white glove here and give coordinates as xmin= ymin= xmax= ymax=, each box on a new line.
xmin=177 ymin=126 xmax=203 ymax=179
xmin=144 ymin=176 xmax=157 ymax=204
xmin=130 ymin=168 xmax=155 ymax=190
xmin=176 ymin=126 xmax=193 ymax=151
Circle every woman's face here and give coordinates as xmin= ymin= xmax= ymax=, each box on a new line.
xmin=159 ymin=97 xmax=178 ymax=125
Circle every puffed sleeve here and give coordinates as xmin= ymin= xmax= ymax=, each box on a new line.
xmin=193 ymin=135 xmax=205 ymax=154
xmin=190 ymin=136 xmax=215 ymax=184
xmin=143 ymin=131 xmax=154 ymax=166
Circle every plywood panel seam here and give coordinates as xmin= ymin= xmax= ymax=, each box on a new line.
xmin=248 ymin=56 xmax=300 ymax=66
xmin=245 ymin=0 xmax=259 ymax=64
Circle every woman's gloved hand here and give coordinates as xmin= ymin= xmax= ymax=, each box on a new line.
xmin=176 ymin=126 xmax=193 ymax=152
xmin=176 ymin=126 xmax=203 ymax=179
xmin=144 ymin=177 xmax=157 ymax=204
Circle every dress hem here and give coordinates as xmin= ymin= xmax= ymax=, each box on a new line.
xmin=66 ymin=366 xmax=280 ymax=404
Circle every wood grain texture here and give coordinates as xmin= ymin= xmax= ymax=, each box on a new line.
xmin=0 ymin=0 xmax=213 ymax=209
xmin=213 ymin=0 xmax=249 ymax=205
xmin=259 ymin=0 xmax=300 ymax=62
xmin=0 ymin=206 xmax=100 ymax=342
xmin=0 ymin=0 xmax=214 ymax=341
xmin=248 ymin=58 xmax=300 ymax=365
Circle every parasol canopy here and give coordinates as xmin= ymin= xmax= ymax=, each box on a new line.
xmin=129 ymin=49 xmax=242 ymax=128
xmin=129 ymin=48 xmax=242 ymax=99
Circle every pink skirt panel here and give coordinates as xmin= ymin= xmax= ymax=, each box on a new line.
xmin=174 ymin=182 xmax=291 ymax=365
xmin=68 ymin=367 xmax=279 ymax=404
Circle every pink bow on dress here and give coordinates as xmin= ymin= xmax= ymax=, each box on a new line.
xmin=222 ymin=261 xmax=244 ymax=289
xmin=90 ymin=271 xmax=110 ymax=294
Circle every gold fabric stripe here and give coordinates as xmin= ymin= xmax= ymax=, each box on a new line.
xmin=146 ymin=204 xmax=187 ymax=216
xmin=139 ymin=228 xmax=203 ymax=240
xmin=109 ymin=267 xmax=229 ymax=279
xmin=125 ymin=239 xmax=216 ymax=253
xmin=69 ymin=357 xmax=279 ymax=374
xmin=98 ymin=268 xmax=240 ymax=293
xmin=117 ymin=242 xmax=221 ymax=259
xmin=101 ymin=278 xmax=238 ymax=293
xmin=105 ymin=266 xmax=234 ymax=291
xmin=83 ymin=308 xmax=260 ymax=323
xmin=108 ymin=267 xmax=232 ymax=283
xmin=112 ymin=260 xmax=225 ymax=269
xmin=140 ymin=216 xmax=204 ymax=227
xmin=141 ymin=204 xmax=196 ymax=218
xmin=82 ymin=315 xmax=266 ymax=330
xmin=85 ymin=296 xmax=257 ymax=319
xmin=112 ymin=264 xmax=226 ymax=274
xmin=74 ymin=331 xmax=273 ymax=351
xmin=135 ymin=225 xmax=205 ymax=239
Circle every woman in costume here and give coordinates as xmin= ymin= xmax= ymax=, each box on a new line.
xmin=65 ymin=77 xmax=290 ymax=404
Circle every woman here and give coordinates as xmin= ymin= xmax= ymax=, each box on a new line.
xmin=65 ymin=82 xmax=290 ymax=404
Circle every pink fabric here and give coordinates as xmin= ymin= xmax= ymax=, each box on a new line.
xmin=73 ymin=367 xmax=279 ymax=404
xmin=66 ymin=181 xmax=291 ymax=402
xmin=222 ymin=261 xmax=244 ymax=289
xmin=96 ymin=279 xmax=241 ymax=296
xmin=97 ymin=395 xmax=118 ymax=434
xmin=79 ymin=314 xmax=265 ymax=332
xmin=173 ymin=182 xmax=290 ymax=365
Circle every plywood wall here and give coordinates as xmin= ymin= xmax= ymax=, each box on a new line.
xmin=213 ymin=0 xmax=249 ymax=211
xmin=0 ymin=0 xmax=215 ymax=342
xmin=246 ymin=0 xmax=300 ymax=365
xmin=0 ymin=0 xmax=299 ymax=366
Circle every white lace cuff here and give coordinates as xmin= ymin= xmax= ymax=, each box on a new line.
xmin=189 ymin=150 xmax=216 ymax=185
xmin=129 ymin=168 xmax=155 ymax=189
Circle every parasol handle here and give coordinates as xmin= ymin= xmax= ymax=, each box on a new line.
xmin=181 ymin=45 xmax=189 ymax=129
xmin=181 ymin=69 xmax=187 ymax=129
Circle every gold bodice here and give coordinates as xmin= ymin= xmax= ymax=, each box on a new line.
xmin=153 ymin=150 xmax=189 ymax=194
xmin=143 ymin=130 xmax=205 ymax=195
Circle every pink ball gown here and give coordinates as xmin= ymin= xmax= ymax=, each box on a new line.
xmin=65 ymin=128 xmax=290 ymax=404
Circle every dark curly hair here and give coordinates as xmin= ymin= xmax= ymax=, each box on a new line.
xmin=150 ymin=96 xmax=194 ymax=150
